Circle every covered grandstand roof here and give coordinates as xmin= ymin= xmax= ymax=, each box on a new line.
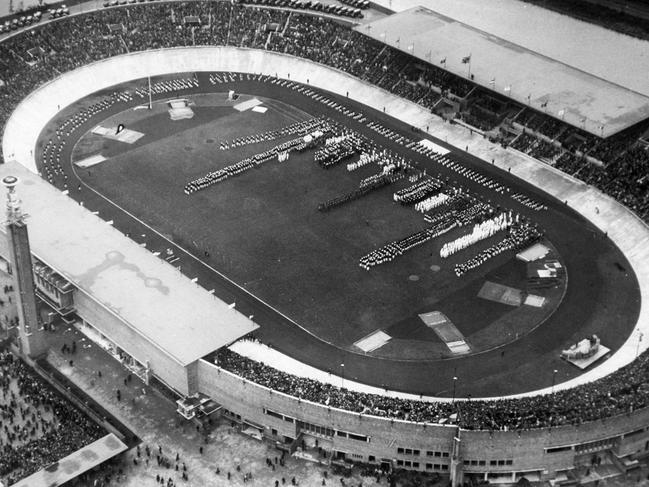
xmin=355 ymin=6 xmax=649 ymax=138
xmin=0 ymin=161 xmax=258 ymax=366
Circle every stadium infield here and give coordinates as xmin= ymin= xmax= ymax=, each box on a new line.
xmin=36 ymin=72 xmax=641 ymax=397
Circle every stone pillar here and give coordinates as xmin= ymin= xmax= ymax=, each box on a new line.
xmin=3 ymin=176 xmax=47 ymax=358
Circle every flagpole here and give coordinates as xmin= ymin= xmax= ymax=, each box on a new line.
xmin=462 ymin=54 xmax=472 ymax=78
xmin=148 ymin=76 xmax=152 ymax=110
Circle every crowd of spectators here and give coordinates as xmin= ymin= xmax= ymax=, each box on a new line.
xmin=511 ymin=132 xmax=562 ymax=161
xmin=528 ymin=139 xmax=563 ymax=161
xmin=0 ymin=350 xmax=105 ymax=485
xmin=392 ymin=66 xmax=442 ymax=112
xmin=0 ymin=1 xmax=488 ymax=162
xmin=459 ymin=92 xmax=512 ymax=133
xmin=466 ymin=89 xmax=649 ymax=224
xmin=458 ymin=110 xmax=498 ymax=133
xmin=3 ymin=0 xmax=649 ymax=436
xmin=3 ymin=0 xmax=649 ymax=200
xmin=554 ymin=144 xmax=649 ymax=219
xmin=215 ymin=342 xmax=649 ymax=431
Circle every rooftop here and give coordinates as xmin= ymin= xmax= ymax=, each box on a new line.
xmin=369 ymin=0 xmax=649 ymax=99
xmin=0 ymin=161 xmax=258 ymax=366
xmin=356 ymin=6 xmax=649 ymax=137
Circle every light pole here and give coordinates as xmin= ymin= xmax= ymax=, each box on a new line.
xmin=340 ymin=363 xmax=345 ymax=389
xmin=551 ymin=369 xmax=558 ymax=394
xmin=636 ymin=332 xmax=644 ymax=358
xmin=452 ymin=376 xmax=457 ymax=404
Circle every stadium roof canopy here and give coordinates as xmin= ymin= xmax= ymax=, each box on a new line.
xmin=355 ymin=6 xmax=649 ymax=138
xmin=0 ymin=161 xmax=258 ymax=366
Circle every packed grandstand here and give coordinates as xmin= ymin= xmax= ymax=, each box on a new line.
xmin=2 ymin=1 xmax=649 ymax=484
xmin=1 ymin=2 xmax=648 ymax=218
xmin=0 ymin=0 xmax=648 ymax=428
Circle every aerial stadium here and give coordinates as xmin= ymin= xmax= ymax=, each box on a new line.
xmin=1 ymin=0 xmax=649 ymax=485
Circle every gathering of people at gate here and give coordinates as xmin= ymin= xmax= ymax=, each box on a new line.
xmin=0 ymin=350 xmax=104 ymax=485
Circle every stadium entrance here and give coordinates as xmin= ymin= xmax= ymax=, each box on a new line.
xmin=76 ymin=318 xmax=151 ymax=384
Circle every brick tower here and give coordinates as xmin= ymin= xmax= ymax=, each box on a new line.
xmin=3 ymin=175 xmax=47 ymax=357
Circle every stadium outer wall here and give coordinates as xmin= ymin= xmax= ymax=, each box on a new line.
xmin=198 ymin=359 xmax=649 ymax=482
xmin=3 ymin=46 xmax=649 ymax=483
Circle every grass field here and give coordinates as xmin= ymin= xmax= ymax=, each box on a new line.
xmin=35 ymin=72 xmax=641 ymax=395
xmin=71 ymin=89 xmax=563 ymax=358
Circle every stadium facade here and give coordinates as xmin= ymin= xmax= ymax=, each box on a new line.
xmin=2 ymin=11 xmax=649 ymax=487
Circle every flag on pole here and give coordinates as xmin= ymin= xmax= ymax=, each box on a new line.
xmin=540 ymin=101 xmax=548 ymax=108
xmin=407 ymin=43 xmax=414 ymax=51
xmin=440 ymin=58 xmax=446 ymax=64
xmin=489 ymin=78 xmax=495 ymax=85
xmin=558 ymin=109 xmax=565 ymax=117
xmin=461 ymin=54 xmax=471 ymax=64
xmin=503 ymin=85 xmax=511 ymax=92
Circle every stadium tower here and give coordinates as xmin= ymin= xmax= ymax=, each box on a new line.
xmin=2 ymin=175 xmax=47 ymax=357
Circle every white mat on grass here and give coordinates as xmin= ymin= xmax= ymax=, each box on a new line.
xmin=234 ymin=98 xmax=263 ymax=112
xmin=75 ymin=154 xmax=107 ymax=168
xmin=354 ymin=330 xmax=391 ymax=352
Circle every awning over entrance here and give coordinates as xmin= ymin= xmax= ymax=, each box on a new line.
xmin=11 ymin=433 xmax=127 ymax=487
